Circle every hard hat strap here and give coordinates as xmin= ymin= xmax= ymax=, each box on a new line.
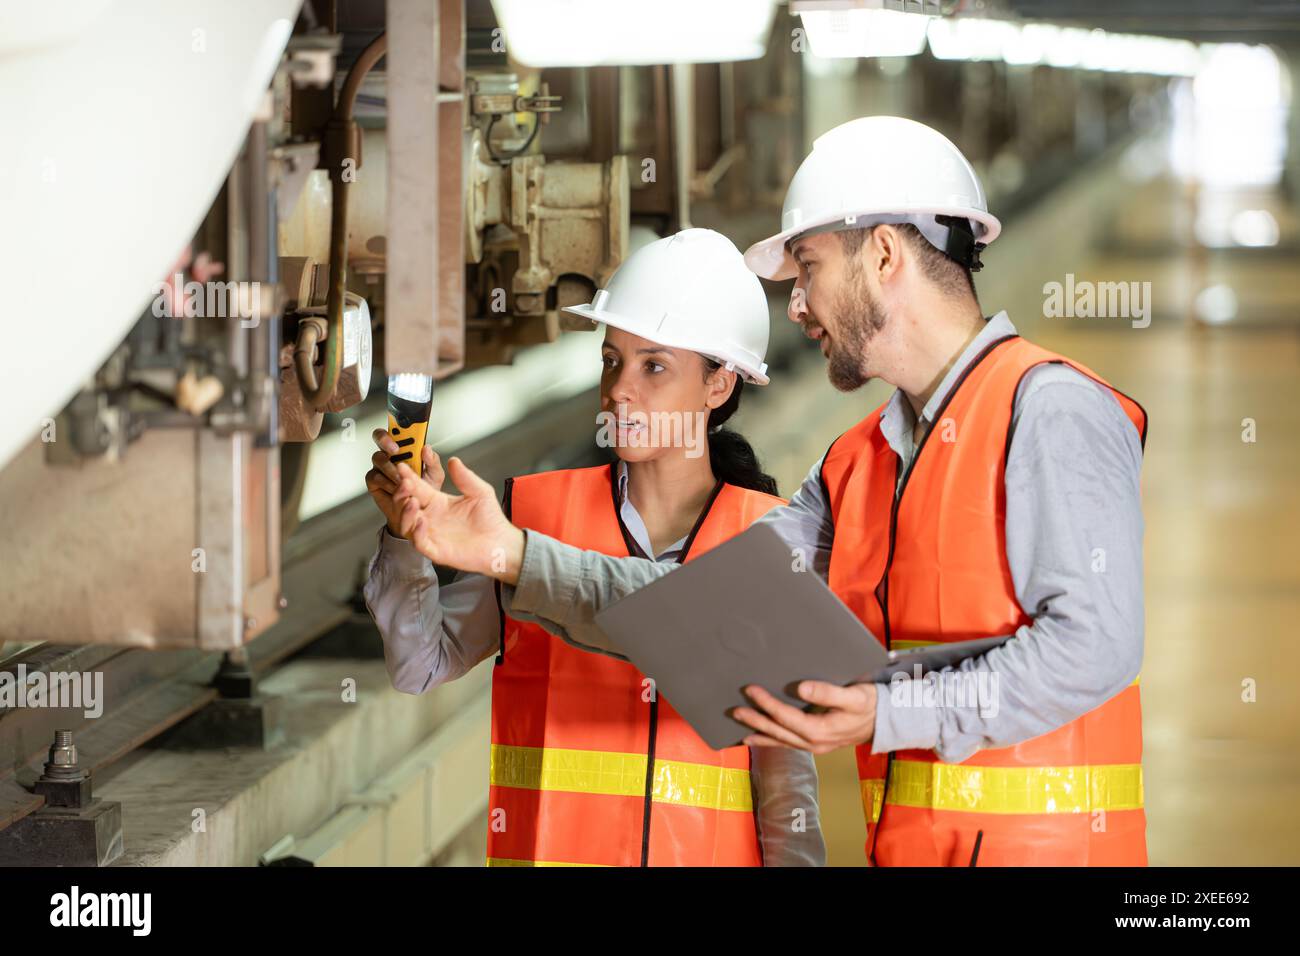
xmin=935 ymin=214 xmax=986 ymax=272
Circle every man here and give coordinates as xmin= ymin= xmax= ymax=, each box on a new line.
xmin=391 ymin=116 xmax=1148 ymax=866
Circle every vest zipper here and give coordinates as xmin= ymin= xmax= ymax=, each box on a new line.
xmin=640 ymin=696 xmax=658 ymax=867
xmin=866 ymin=333 xmax=1019 ymax=867
xmin=606 ymin=463 xmax=657 ymax=866
xmin=868 ymin=454 xmax=902 ymax=866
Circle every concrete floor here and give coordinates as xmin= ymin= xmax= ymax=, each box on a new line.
xmin=738 ymin=137 xmax=1300 ymax=866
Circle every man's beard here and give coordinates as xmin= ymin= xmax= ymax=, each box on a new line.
xmin=823 ymin=260 xmax=888 ymax=392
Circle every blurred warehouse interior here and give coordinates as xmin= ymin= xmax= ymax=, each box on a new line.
xmin=0 ymin=0 xmax=1297 ymax=866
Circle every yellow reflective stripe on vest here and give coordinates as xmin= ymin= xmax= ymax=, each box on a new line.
xmin=885 ymin=640 xmax=1139 ymax=685
xmin=883 ymin=759 xmax=1144 ymax=814
xmin=860 ymin=777 xmax=886 ymax=823
xmin=490 ymin=744 xmax=753 ymax=812
xmin=486 ymin=857 xmax=606 ymax=867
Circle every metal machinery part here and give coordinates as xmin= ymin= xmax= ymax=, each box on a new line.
xmin=277 ymin=256 xmax=373 ymax=442
xmin=464 ymin=124 xmax=630 ymax=351
xmin=278 ymin=60 xmax=631 ymax=370
xmin=461 ymin=68 xmax=630 ymax=349
xmin=0 ymin=728 xmax=122 ymax=867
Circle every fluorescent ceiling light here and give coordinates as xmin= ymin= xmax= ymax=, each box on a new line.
xmin=927 ymin=17 xmax=1201 ymax=77
xmin=1043 ymin=26 xmax=1087 ymax=68
xmin=489 ymin=0 xmax=778 ymax=67
xmin=927 ymin=17 xmax=1015 ymax=61
xmin=1003 ymin=23 xmax=1057 ymax=66
xmin=800 ymin=8 xmax=932 ymax=59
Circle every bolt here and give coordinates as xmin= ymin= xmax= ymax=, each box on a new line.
xmin=43 ymin=729 xmax=84 ymax=780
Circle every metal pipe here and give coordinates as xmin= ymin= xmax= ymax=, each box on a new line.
xmin=298 ymin=32 xmax=387 ymax=411
xmin=671 ymin=62 xmax=694 ymax=229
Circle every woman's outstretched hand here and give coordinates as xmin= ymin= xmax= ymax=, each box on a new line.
xmin=391 ymin=453 xmax=526 ymax=585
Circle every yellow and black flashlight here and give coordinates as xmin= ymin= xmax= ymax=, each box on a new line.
xmin=386 ymin=373 xmax=434 ymax=477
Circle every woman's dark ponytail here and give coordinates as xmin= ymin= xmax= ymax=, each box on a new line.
xmin=703 ymin=358 xmax=779 ymax=497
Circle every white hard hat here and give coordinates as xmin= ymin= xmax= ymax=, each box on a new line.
xmin=563 ymin=228 xmax=772 ymax=385
xmin=743 ymin=115 xmax=1002 ymax=281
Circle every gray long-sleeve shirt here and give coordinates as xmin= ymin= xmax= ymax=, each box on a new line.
xmin=500 ymin=311 xmax=1146 ymax=766
xmin=363 ymin=461 xmax=826 ymax=866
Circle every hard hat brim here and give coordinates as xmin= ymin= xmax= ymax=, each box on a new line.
xmin=562 ymin=302 xmax=771 ymax=386
xmin=744 ymin=207 xmax=1003 ymax=281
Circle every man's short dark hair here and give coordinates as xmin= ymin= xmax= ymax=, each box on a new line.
xmin=838 ymin=222 xmax=977 ymax=301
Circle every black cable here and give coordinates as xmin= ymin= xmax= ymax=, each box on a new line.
xmin=485 ymin=113 xmax=541 ymax=166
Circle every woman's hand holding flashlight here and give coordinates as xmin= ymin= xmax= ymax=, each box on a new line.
xmin=366 ymin=429 xmax=441 ymax=537
xmin=391 ymin=454 xmax=526 ymax=585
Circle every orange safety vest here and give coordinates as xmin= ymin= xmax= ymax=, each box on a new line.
xmin=821 ymin=334 xmax=1149 ymax=866
xmin=486 ymin=463 xmax=784 ymax=866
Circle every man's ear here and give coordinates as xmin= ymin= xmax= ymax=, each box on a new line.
xmin=871 ymin=225 xmax=905 ymax=283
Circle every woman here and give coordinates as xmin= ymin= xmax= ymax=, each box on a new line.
xmin=364 ymin=229 xmax=823 ymax=867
